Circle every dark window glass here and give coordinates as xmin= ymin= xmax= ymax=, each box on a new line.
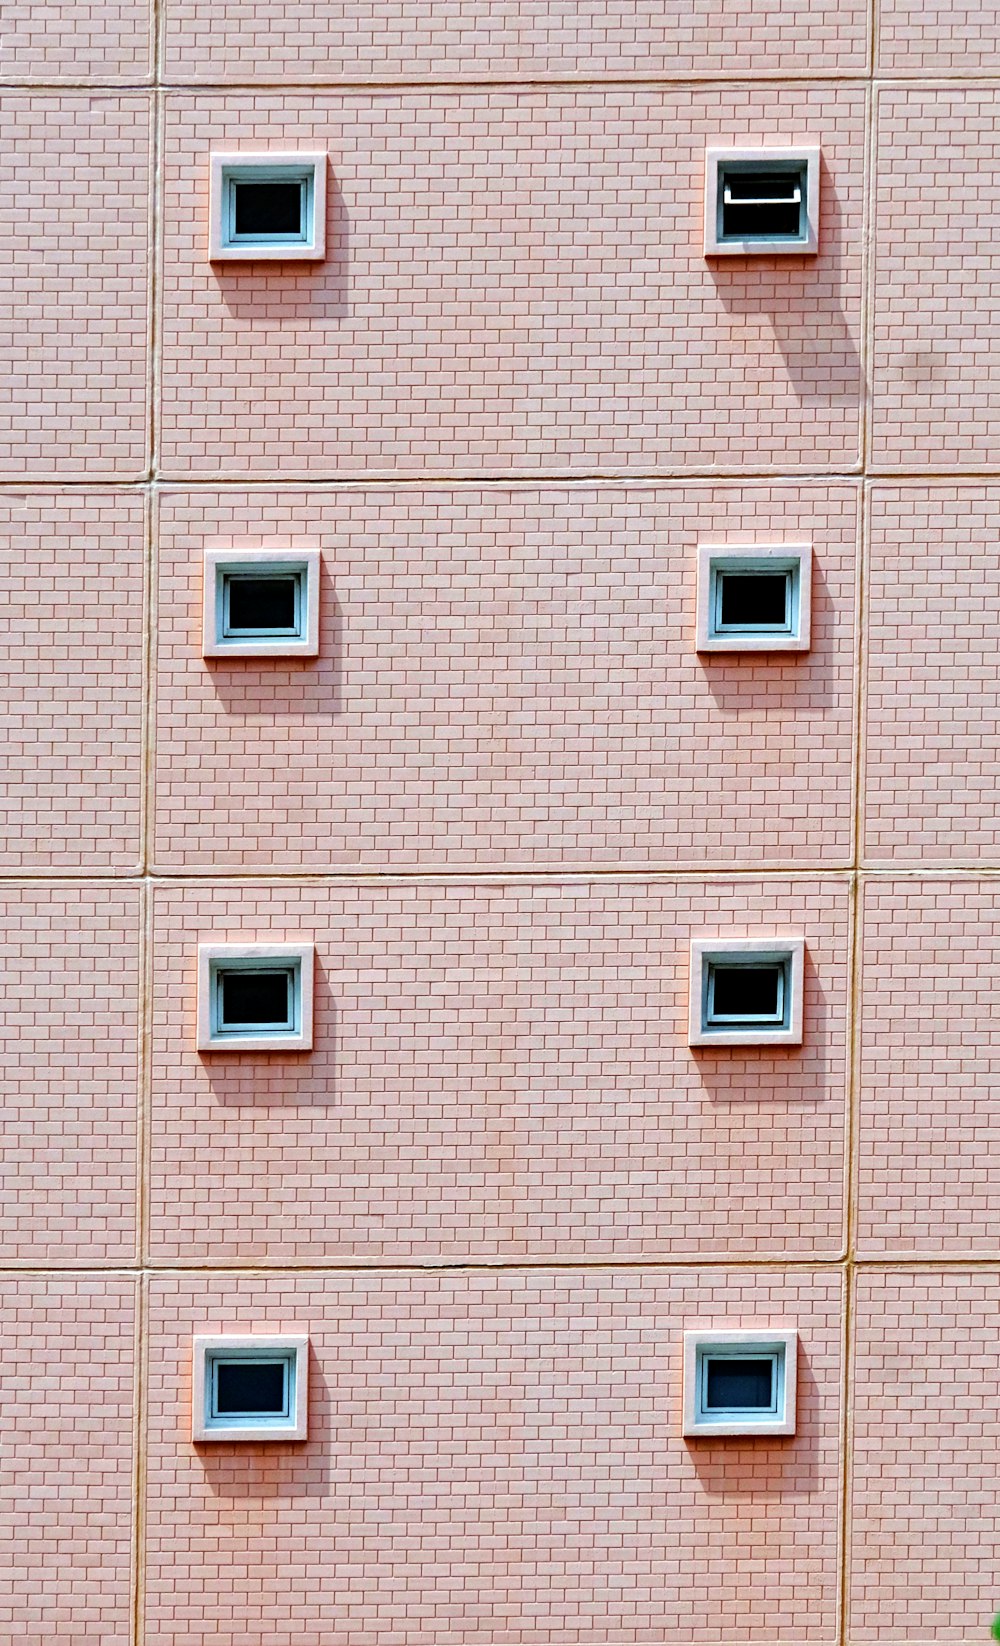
xmin=220 ymin=968 xmax=291 ymax=1027
xmin=705 ymin=1357 xmax=774 ymax=1410
xmin=215 ymin=1359 xmax=287 ymax=1415
xmin=233 ymin=181 xmax=303 ymax=237
xmin=725 ymin=171 xmax=800 ymax=202
xmin=719 ymin=572 xmax=789 ymax=628
xmin=227 ymin=575 xmax=298 ymax=633
xmin=711 ymin=963 xmax=782 ymax=1019
xmin=721 ymin=170 xmax=804 ymax=240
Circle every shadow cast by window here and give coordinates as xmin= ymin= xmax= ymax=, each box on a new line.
xmin=196 ymin=1349 xmax=332 ymax=1502
xmin=199 ymin=957 xmax=339 ymax=1107
xmin=205 ymin=561 xmax=343 ymax=721
xmin=684 ymin=1347 xmax=823 ymax=1499
xmin=697 ymin=556 xmax=838 ymax=714
xmin=691 ymin=947 xmax=831 ymax=1108
xmin=706 ymin=158 xmax=863 ymax=410
xmin=213 ymin=172 xmax=349 ymax=322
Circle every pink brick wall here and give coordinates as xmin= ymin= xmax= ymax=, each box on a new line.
xmin=145 ymin=1270 xmax=843 ymax=1646
xmin=148 ymin=878 xmax=849 ymax=1262
xmin=154 ymin=484 xmax=858 ymax=870
xmin=851 ymin=1270 xmax=1000 ymax=1638
xmin=159 ymin=89 xmax=865 ymax=478
xmin=3 ymin=0 xmax=998 ymax=1640
xmin=162 ymin=0 xmax=868 ymax=80
xmin=0 ymin=886 xmax=140 ymax=1261
xmin=0 ymin=491 xmax=145 ymax=871
xmin=0 ymin=1278 xmax=136 ymax=1643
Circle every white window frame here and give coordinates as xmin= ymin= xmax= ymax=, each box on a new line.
xmin=696 ymin=543 xmax=812 ymax=654
xmin=682 ymin=1329 xmax=798 ymax=1437
xmin=704 ymin=147 xmax=820 ymax=256
xmin=197 ymin=942 xmax=315 ymax=1052
xmin=202 ymin=546 xmax=321 ymax=659
xmin=688 ymin=936 xmax=805 ymax=1047
xmin=192 ymin=1334 xmax=309 ymax=1442
xmin=209 ymin=152 xmax=327 ymax=262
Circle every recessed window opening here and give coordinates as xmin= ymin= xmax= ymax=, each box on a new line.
xmin=224 ymin=168 xmax=312 ymax=247
xmin=705 ymin=957 xmax=789 ymax=1031
xmin=719 ymin=163 xmax=807 ymax=243
xmin=716 ymin=568 xmax=793 ymax=634
xmin=696 ymin=544 xmax=810 ymax=653
xmin=232 ymin=179 xmax=305 ymax=240
xmin=193 ymin=1335 xmax=309 ymax=1441
xmin=203 ymin=547 xmax=320 ymax=658
xmin=197 ymin=943 xmax=314 ymax=1052
xmin=688 ymin=937 xmax=804 ymax=1047
xmin=701 ymin=1351 xmax=780 ymax=1417
xmin=704 ymin=148 xmax=819 ymax=258
xmin=222 ymin=570 xmax=303 ymax=639
xmin=213 ymin=962 xmax=299 ymax=1038
xmin=211 ymin=1355 xmax=291 ymax=1421
xmin=209 ymin=154 xmax=326 ymax=262
xmin=683 ymin=1329 xmax=797 ymax=1436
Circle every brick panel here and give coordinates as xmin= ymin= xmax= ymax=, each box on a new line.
xmin=850 ymin=1269 xmax=1000 ymax=1639
xmin=0 ymin=1277 xmax=136 ymax=1643
xmin=0 ymin=886 xmax=140 ymax=1260
xmin=872 ymin=91 xmax=1000 ymax=472
xmin=148 ymin=878 xmax=849 ymax=1262
xmin=858 ymin=880 xmax=1000 ymax=1256
xmin=864 ymin=486 xmax=1000 ymax=864
xmin=145 ymin=1268 xmax=843 ymax=1646
xmin=0 ymin=490 xmax=144 ymax=871
xmin=0 ymin=95 xmax=150 ymax=479
xmin=163 ymin=0 xmax=867 ymax=80
xmin=877 ymin=0 xmax=1000 ymax=71
xmin=154 ymin=484 xmax=858 ymax=871
xmin=0 ymin=1 xmax=151 ymax=80
xmin=159 ymin=88 xmax=865 ymax=478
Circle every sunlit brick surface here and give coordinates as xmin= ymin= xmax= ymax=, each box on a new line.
xmin=9 ymin=2 xmax=999 ymax=1638
xmin=0 ymin=491 xmax=144 ymax=871
xmin=158 ymin=88 xmax=865 ymax=479
xmin=0 ymin=95 xmax=150 ymax=479
xmin=0 ymin=886 xmax=140 ymax=1261
xmin=857 ymin=880 xmax=1000 ymax=1257
xmin=872 ymin=90 xmax=1000 ymax=471
xmin=154 ymin=484 xmax=858 ymax=870
xmin=877 ymin=0 xmax=1000 ymax=70
xmin=148 ymin=878 xmax=848 ymax=1262
xmin=163 ymin=0 xmax=868 ymax=80
xmin=145 ymin=1269 xmax=843 ymax=1646
xmin=0 ymin=1 xmax=151 ymax=80
xmin=0 ymin=1277 xmax=136 ymax=1642
xmin=850 ymin=1270 xmax=1000 ymax=1638
xmin=864 ymin=485 xmax=1000 ymax=863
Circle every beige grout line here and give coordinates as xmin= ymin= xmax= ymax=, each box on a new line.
xmin=131 ymin=12 xmax=162 ymax=1644
xmin=6 ymin=469 xmax=1000 ymax=491
xmin=5 ymin=467 xmax=1000 ymax=491
xmin=8 ymin=865 xmax=1000 ymax=885
xmin=5 ymin=71 xmax=1000 ymax=91
xmin=130 ymin=1271 xmax=148 ymax=1646
xmin=838 ymin=29 xmax=876 ymax=1629
xmin=6 ymin=1255 xmax=1000 ymax=1278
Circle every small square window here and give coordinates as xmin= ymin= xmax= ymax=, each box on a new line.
xmin=683 ymin=1329 xmax=797 ymax=1436
xmin=192 ymin=1335 xmax=309 ymax=1442
xmin=209 ymin=152 xmax=327 ymax=262
xmin=202 ymin=547 xmax=321 ymax=658
xmin=704 ymin=147 xmax=820 ymax=256
xmin=696 ymin=544 xmax=811 ymax=653
xmin=689 ymin=937 xmax=805 ymax=1047
xmin=197 ymin=942 xmax=314 ymax=1052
